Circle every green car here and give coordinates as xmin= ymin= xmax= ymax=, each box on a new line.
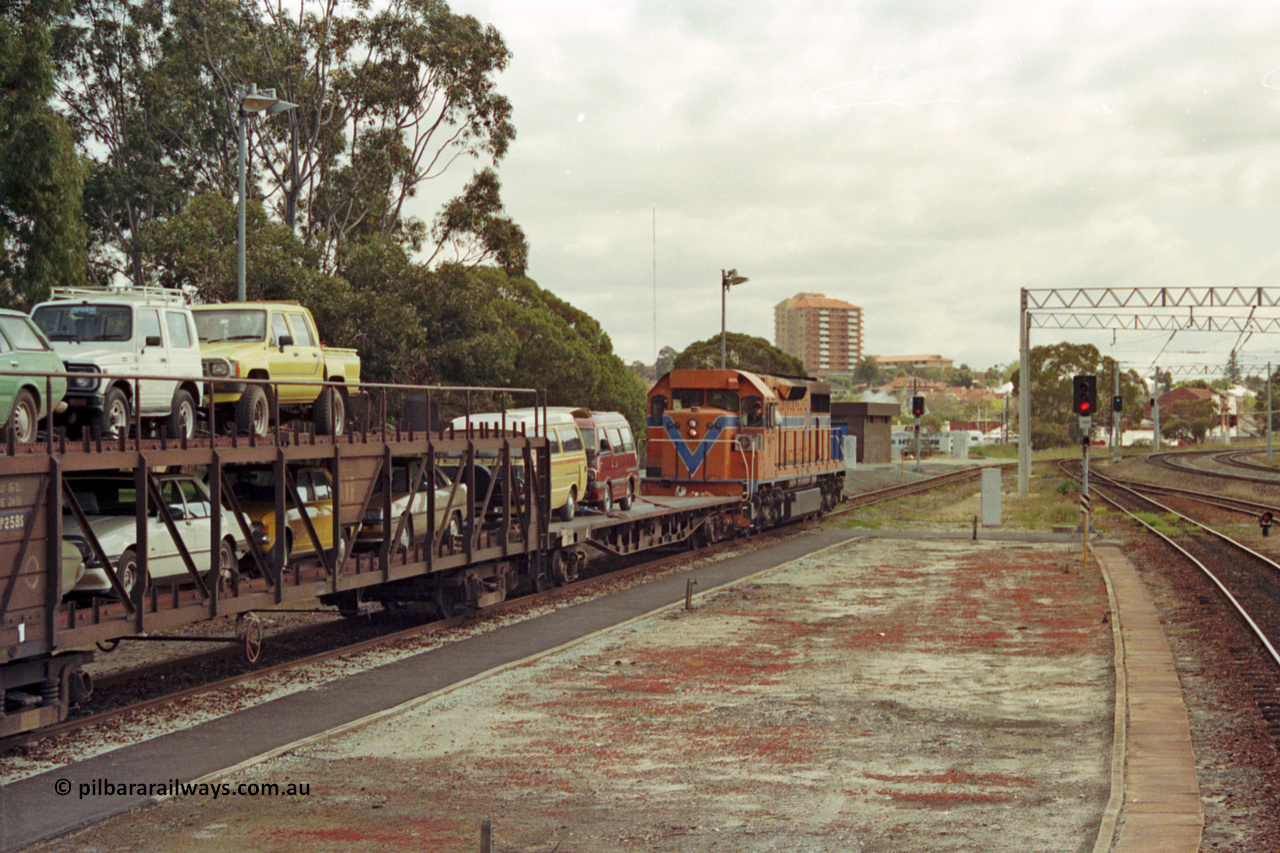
xmin=0 ymin=309 xmax=67 ymax=443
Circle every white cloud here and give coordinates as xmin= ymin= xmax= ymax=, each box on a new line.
xmin=423 ymin=0 xmax=1280 ymax=374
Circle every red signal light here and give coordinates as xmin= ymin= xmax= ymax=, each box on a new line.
xmin=1072 ymin=375 xmax=1097 ymax=417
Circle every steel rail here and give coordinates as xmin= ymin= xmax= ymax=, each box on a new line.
xmin=833 ymin=466 xmax=989 ymax=513
xmin=1146 ymin=447 xmax=1280 ymax=486
xmin=1066 ymin=462 xmax=1280 ymax=671
xmin=1101 ymin=476 xmax=1280 ymax=518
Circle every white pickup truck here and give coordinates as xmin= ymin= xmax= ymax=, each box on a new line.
xmin=30 ymin=286 xmax=205 ymax=438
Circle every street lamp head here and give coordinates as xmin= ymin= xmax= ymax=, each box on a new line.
xmin=240 ymin=88 xmax=279 ymax=113
xmin=721 ymin=268 xmax=749 ymax=289
xmin=239 ymin=86 xmax=298 ymax=117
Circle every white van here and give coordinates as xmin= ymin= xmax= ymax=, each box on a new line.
xmin=31 ymin=286 xmax=204 ymax=439
xmin=449 ymin=408 xmax=589 ymax=521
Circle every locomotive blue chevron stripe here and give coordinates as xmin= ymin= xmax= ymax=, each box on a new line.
xmin=662 ymin=415 xmax=739 ymax=477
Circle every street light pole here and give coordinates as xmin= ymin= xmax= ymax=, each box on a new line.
xmin=237 ymin=84 xmax=297 ymax=302
xmin=720 ymin=268 xmax=748 ymax=369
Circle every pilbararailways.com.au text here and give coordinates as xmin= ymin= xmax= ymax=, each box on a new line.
xmin=55 ymin=778 xmax=310 ymax=800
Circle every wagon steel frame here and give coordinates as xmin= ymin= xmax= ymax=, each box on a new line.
xmin=0 ymin=373 xmax=553 ymax=736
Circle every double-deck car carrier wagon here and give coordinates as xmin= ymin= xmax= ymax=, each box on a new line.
xmin=0 ymin=371 xmax=750 ymax=737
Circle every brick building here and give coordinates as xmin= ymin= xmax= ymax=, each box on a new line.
xmin=773 ymin=293 xmax=863 ymax=376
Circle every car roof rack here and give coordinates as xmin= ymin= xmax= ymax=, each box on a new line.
xmin=48 ymin=285 xmax=188 ymax=305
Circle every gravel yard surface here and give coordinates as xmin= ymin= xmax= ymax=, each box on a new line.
xmin=30 ymin=535 xmax=1112 ymax=853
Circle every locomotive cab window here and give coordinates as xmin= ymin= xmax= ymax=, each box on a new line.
xmin=650 ymin=395 xmax=668 ymax=425
xmin=741 ymin=396 xmax=763 ymax=427
xmin=707 ymin=390 xmax=738 ymax=411
xmin=673 ymin=389 xmax=703 ymax=409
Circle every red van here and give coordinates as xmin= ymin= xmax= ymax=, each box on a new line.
xmin=572 ymin=409 xmax=640 ymax=510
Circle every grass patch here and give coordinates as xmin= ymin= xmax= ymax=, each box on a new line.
xmin=1131 ymin=511 xmax=1197 ymax=537
xmin=832 ymin=461 xmax=1099 ymax=533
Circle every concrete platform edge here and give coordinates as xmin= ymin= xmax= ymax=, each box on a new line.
xmin=1092 ymin=545 xmax=1129 ymax=853
xmin=1091 ymin=544 xmax=1204 ymax=853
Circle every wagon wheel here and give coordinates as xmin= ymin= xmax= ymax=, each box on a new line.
xmin=434 ymin=584 xmax=459 ymax=619
xmin=239 ymin=613 xmax=263 ymax=663
xmin=532 ymin=560 xmax=556 ymax=592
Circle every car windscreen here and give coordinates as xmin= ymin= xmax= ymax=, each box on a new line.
xmin=578 ymin=425 xmax=596 ymax=460
xmin=65 ymin=480 xmax=140 ymax=516
xmin=193 ymin=309 xmax=267 ymax=343
xmin=33 ymin=304 xmax=132 ymax=343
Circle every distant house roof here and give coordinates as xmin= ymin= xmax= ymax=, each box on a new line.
xmin=876 ymin=354 xmax=954 ymax=368
xmin=1144 ymin=386 xmax=1224 ymax=416
xmin=880 ymin=376 xmax=947 ymax=393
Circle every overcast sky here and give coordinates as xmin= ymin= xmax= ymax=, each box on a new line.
xmin=414 ymin=1 xmax=1280 ymax=379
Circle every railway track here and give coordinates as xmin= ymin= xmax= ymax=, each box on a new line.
xmin=1064 ymin=461 xmax=1280 ymax=748
xmin=1148 ymin=446 xmax=1280 ymax=485
xmin=3 ymin=467 xmax=988 ymax=760
xmin=835 ymin=465 xmax=989 ymax=511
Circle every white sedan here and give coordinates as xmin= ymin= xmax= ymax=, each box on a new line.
xmin=64 ymin=473 xmax=245 ymax=599
xmin=357 ymin=465 xmax=469 ymax=554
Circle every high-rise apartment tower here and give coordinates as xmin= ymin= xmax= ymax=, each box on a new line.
xmin=773 ymin=293 xmax=863 ymax=376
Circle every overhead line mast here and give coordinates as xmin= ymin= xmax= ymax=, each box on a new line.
xmin=1018 ymin=287 xmax=1280 ymax=496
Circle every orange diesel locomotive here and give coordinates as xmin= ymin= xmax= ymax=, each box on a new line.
xmin=643 ymin=369 xmax=845 ymax=528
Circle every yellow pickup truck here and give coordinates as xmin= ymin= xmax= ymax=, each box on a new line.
xmin=192 ymin=302 xmax=360 ymax=436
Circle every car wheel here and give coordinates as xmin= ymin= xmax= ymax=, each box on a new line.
xmin=605 ymin=483 xmax=614 ymax=510
xmin=314 ymin=386 xmax=346 ymax=436
xmin=235 ymin=385 xmax=270 ymax=437
xmin=8 ymin=388 xmax=38 ymax=444
xmin=166 ymin=389 xmax=197 ymax=439
xmin=619 ymin=479 xmax=635 ymax=511
xmin=396 ymin=522 xmax=412 ymax=553
xmin=208 ymin=537 xmax=238 ymax=594
xmin=328 ymin=534 xmax=348 ymax=569
xmin=95 ymin=386 xmax=130 ymax=439
xmin=557 ymin=486 xmax=577 ymax=522
xmin=116 ymin=548 xmax=147 ymax=603
xmin=275 ymin=529 xmax=294 ymax=572
xmin=439 ymin=512 xmax=462 ymax=556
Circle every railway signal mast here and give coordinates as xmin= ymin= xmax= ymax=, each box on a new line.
xmin=1073 ymin=375 xmax=1097 ymax=562
xmin=911 ymin=395 xmax=925 ymax=473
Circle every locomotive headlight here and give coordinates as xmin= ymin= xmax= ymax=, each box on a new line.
xmin=687 ymin=418 xmax=697 ymax=428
